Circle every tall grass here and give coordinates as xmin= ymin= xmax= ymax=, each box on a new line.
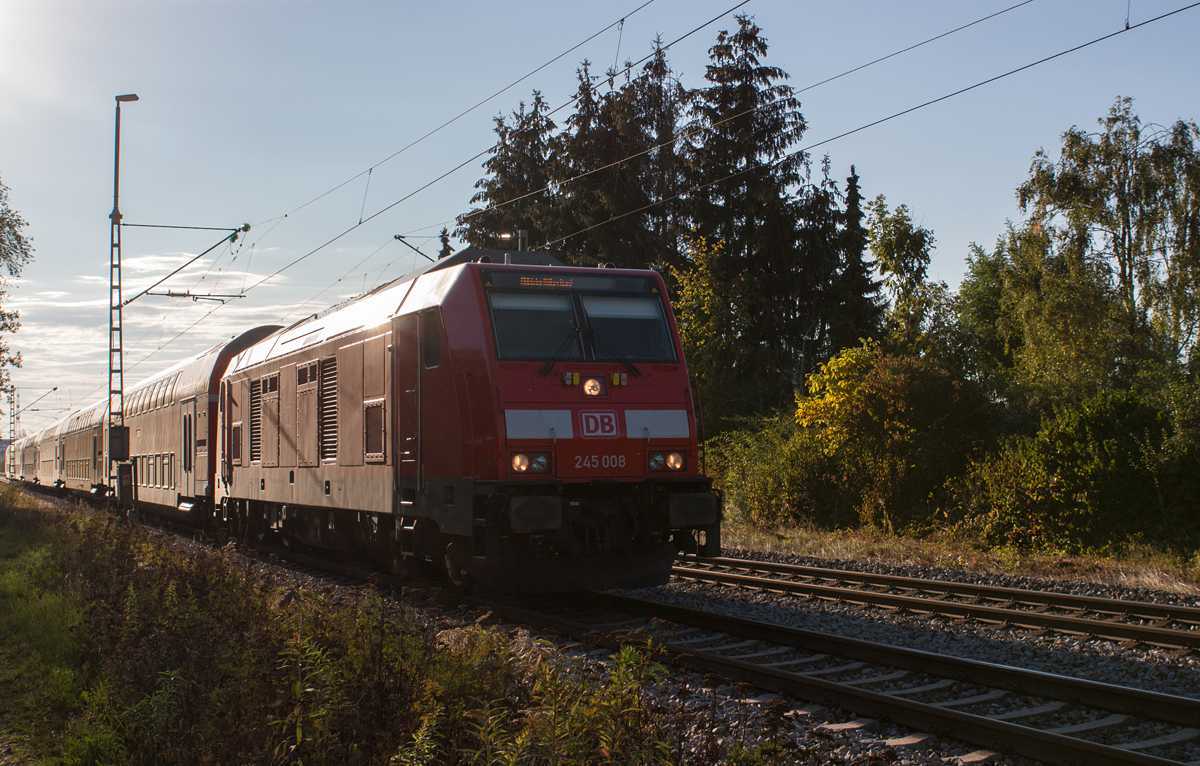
xmin=0 ymin=489 xmax=799 ymax=764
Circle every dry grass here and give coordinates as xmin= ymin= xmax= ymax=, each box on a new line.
xmin=723 ymin=522 xmax=1200 ymax=595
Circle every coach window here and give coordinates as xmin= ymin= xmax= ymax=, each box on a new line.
xmin=182 ymin=415 xmax=192 ymax=472
xmin=422 ymin=311 xmax=441 ymax=369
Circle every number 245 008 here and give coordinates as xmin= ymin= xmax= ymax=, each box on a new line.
xmin=574 ymin=454 xmax=626 ymax=469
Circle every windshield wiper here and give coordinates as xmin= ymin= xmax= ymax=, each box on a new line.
xmin=588 ymin=329 xmax=642 ymax=378
xmin=538 ymin=327 xmax=582 ymax=377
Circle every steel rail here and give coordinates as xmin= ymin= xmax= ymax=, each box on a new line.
xmin=584 ymin=591 xmax=1200 ymax=727
xmin=684 ymin=556 xmax=1200 ymax=625
xmin=673 ymin=564 xmax=1200 ymax=650
xmin=452 ymin=592 xmax=1192 ymax=766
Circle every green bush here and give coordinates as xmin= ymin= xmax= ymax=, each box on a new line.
xmin=707 ymin=415 xmax=844 ymax=528
xmin=710 ymin=347 xmax=999 ymax=533
xmin=957 ymin=388 xmax=1200 ymax=552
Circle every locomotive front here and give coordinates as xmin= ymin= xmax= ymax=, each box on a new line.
xmin=461 ymin=263 xmax=720 ymax=591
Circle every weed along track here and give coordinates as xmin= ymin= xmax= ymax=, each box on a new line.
xmin=20 ymin=484 xmax=1200 ymax=764
xmin=465 ymin=591 xmax=1200 ymax=766
xmin=674 ymin=556 xmax=1200 ymax=652
xmin=237 ymin=529 xmax=1200 ymax=765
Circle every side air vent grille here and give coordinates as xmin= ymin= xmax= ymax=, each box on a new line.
xmin=318 ymin=357 xmax=338 ymax=461
xmin=249 ymin=379 xmax=262 ymax=463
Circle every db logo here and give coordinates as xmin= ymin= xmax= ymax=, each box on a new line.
xmin=580 ymin=411 xmax=619 ymax=438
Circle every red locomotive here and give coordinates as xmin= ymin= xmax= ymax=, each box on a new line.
xmin=6 ymin=249 xmax=721 ymax=592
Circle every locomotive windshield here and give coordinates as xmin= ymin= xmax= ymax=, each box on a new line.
xmin=483 ymin=270 xmax=677 ymax=363
xmin=488 ymin=293 xmax=584 ymax=361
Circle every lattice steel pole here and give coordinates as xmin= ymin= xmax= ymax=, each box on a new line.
xmin=109 ymin=94 xmax=138 ymax=498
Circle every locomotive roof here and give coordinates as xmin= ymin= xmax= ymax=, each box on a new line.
xmin=229 ymin=248 xmax=566 ymax=372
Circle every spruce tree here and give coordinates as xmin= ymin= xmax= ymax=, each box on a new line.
xmin=454 ymin=92 xmax=557 ymax=250
xmin=683 ymin=14 xmax=811 ymax=412
xmin=828 ymin=166 xmax=884 ymax=352
xmin=550 ymin=43 xmax=687 ymax=271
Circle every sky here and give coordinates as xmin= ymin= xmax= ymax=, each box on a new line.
xmin=1 ymin=0 xmax=1197 ymax=434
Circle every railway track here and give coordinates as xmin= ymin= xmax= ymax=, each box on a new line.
xmin=673 ymin=556 xmax=1200 ymax=652
xmin=25 ymin=485 xmax=1200 ymax=764
xmin=473 ymin=590 xmax=1200 ymax=765
xmin=130 ymin=529 xmax=1200 ymax=764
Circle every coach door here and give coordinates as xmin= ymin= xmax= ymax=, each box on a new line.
xmin=181 ymin=398 xmax=196 ymax=497
xmin=393 ymin=313 xmax=420 ymax=500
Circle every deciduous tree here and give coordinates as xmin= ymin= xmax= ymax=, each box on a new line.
xmin=0 ymin=175 xmax=33 ymax=393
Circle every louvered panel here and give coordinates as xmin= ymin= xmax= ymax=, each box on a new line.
xmin=318 ymin=357 xmax=338 ymax=461
xmin=249 ymin=379 xmax=262 ymax=463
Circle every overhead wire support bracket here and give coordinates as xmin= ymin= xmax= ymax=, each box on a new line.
xmin=394 ymin=234 xmax=435 ymax=262
xmin=143 ymin=290 xmax=245 ymax=304
xmin=121 ymin=223 xmax=251 ymax=308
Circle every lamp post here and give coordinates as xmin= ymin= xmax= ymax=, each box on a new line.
xmin=108 ymin=94 xmax=138 ymax=499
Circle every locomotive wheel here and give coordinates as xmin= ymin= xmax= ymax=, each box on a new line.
xmin=443 ymin=541 xmax=474 ymax=593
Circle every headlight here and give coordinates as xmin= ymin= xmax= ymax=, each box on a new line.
xmin=511 ymin=452 xmax=551 ymax=474
xmin=650 ymin=451 xmax=685 ymax=471
xmin=582 ymin=376 xmax=606 ymax=396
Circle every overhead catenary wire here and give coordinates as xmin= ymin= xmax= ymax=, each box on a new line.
xmin=412 ymin=0 xmax=1041 ymax=237
xmin=254 ymin=0 xmax=663 ymax=230
xmin=102 ymin=0 xmax=1192 ymax=390
xmin=538 ymin=1 xmax=1200 ymax=250
xmin=233 ymin=0 xmax=757 ymax=299
xmin=99 ymin=0 xmax=1036 ymax=390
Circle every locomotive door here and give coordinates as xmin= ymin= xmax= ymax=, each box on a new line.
xmin=181 ymin=398 xmax=196 ymax=497
xmin=392 ymin=313 xmax=420 ymax=499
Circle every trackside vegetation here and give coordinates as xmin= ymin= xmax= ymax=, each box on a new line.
xmin=1 ymin=487 xmax=827 ymax=765
xmin=706 ymin=99 xmax=1200 ymax=568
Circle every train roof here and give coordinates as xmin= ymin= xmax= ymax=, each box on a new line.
xmin=229 ymin=248 xmax=565 ymax=372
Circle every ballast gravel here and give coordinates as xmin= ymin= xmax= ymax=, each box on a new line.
xmin=644 ymin=546 xmax=1200 ymax=700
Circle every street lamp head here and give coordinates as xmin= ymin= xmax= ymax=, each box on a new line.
xmin=115 ymin=94 xmax=139 ymax=102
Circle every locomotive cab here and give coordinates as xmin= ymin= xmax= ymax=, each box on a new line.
xmin=459 ymin=262 xmax=721 ymax=590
